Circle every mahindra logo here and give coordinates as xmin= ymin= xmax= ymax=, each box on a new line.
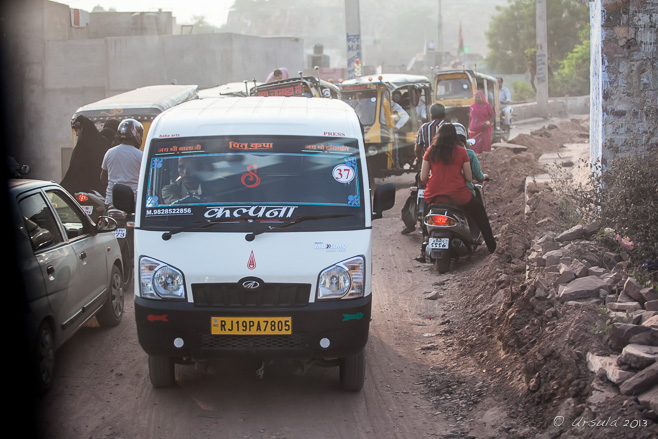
xmin=239 ymin=277 xmax=264 ymax=292
xmin=242 ymin=280 xmax=260 ymax=289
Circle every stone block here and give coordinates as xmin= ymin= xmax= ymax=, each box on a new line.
xmin=559 ymin=276 xmax=611 ymax=301
xmin=646 ymin=300 xmax=658 ymax=311
xmin=619 ymin=362 xmax=658 ymax=396
xmin=586 ymin=352 xmax=635 ymax=385
xmin=618 ymin=344 xmax=658 ymax=369
xmin=623 ymin=277 xmax=645 ymax=302
xmin=556 ymin=224 xmax=586 ymax=242
xmin=609 ymin=323 xmax=658 ymax=350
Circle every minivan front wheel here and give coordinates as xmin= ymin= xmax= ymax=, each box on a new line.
xmin=148 ymin=355 xmax=176 ymax=388
xmin=339 ymin=348 xmax=366 ymax=392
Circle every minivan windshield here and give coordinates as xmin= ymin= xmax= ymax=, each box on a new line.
xmin=141 ymin=135 xmax=366 ymax=232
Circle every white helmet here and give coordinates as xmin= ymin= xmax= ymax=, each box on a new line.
xmin=453 ymin=123 xmax=468 ymax=141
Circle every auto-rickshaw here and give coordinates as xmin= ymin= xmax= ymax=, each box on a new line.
xmin=67 ymin=84 xmax=199 ymax=218
xmin=251 ymin=75 xmax=341 ymax=99
xmin=339 ymin=74 xmax=432 ymax=179
xmin=70 ymin=84 xmax=199 ymax=149
xmin=434 ymin=70 xmax=508 ymax=142
xmin=198 ymin=81 xmax=261 ymax=98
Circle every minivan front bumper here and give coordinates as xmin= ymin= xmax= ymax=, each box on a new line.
xmin=135 ymin=295 xmax=371 ymax=361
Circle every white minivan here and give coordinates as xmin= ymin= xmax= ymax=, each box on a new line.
xmin=115 ymin=96 xmax=395 ymax=391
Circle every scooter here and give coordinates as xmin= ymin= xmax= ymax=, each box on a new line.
xmin=74 ymin=190 xmax=106 ymax=223
xmin=108 ymin=184 xmax=136 ymax=289
xmin=421 ymin=184 xmax=485 ymax=274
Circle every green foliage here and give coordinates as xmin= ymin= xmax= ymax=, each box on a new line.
xmin=550 ymin=26 xmax=590 ymax=96
xmin=511 ymin=80 xmax=535 ymax=101
xmin=553 ymin=152 xmax=658 ymax=263
xmin=485 ymin=0 xmax=589 ymax=74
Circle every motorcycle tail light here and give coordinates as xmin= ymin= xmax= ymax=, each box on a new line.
xmin=427 ymin=215 xmax=455 ymax=227
xmin=77 ymin=193 xmax=89 ymax=203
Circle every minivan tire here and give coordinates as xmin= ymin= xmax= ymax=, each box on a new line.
xmin=96 ymin=265 xmax=124 ymax=327
xmin=149 ymin=355 xmax=176 ymax=388
xmin=340 ymin=348 xmax=366 ymax=392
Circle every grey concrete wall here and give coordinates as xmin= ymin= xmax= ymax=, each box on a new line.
xmin=590 ymin=0 xmax=658 ymax=168
xmin=512 ymin=96 xmax=590 ymax=122
xmin=2 ymin=0 xmax=304 ymax=182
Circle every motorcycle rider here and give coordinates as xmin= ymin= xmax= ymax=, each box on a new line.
xmin=454 ymin=123 xmax=488 ymax=199
xmin=100 ymin=119 xmax=144 ymax=207
xmin=401 ymin=103 xmax=445 ymax=235
xmin=62 ymin=115 xmax=109 ymax=195
xmin=415 ymin=123 xmax=496 ymax=262
xmin=498 ymin=77 xmax=512 ymax=129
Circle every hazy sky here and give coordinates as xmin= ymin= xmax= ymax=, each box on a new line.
xmin=58 ymin=0 xmax=235 ymax=27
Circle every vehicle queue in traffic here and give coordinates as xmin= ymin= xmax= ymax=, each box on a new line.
xmin=16 ymin=65 xmax=506 ymax=394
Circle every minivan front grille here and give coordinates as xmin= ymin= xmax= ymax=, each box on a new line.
xmin=192 ymin=283 xmax=311 ymax=308
xmin=199 ymin=333 xmax=305 ymax=351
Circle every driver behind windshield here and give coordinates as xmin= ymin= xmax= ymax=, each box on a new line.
xmin=161 ymin=157 xmax=204 ymax=204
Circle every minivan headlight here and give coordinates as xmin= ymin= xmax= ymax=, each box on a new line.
xmin=317 ymin=256 xmax=365 ymax=300
xmin=139 ymin=257 xmax=186 ymax=300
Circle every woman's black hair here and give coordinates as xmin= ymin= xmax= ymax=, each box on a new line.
xmin=428 ymin=123 xmax=458 ymax=164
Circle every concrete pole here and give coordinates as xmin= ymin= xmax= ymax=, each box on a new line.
xmin=536 ymin=0 xmax=549 ymax=117
xmin=345 ymin=0 xmax=362 ymax=79
xmin=437 ymin=0 xmax=443 ymax=54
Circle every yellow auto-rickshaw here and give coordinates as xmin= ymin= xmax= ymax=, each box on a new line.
xmin=434 ymin=70 xmax=508 ymax=142
xmin=70 ymin=84 xmax=199 ymax=150
xmin=339 ymin=74 xmax=432 ymax=179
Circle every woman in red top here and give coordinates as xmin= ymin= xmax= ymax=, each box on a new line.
xmin=416 ymin=123 xmax=496 ymax=261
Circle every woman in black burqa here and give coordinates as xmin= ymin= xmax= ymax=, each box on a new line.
xmin=61 ymin=115 xmax=109 ymax=195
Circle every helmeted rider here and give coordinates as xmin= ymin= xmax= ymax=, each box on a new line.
xmin=100 ymin=118 xmax=144 ymax=207
xmin=453 ymin=122 xmax=488 ymax=199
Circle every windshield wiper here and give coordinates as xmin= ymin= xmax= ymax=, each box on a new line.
xmin=162 ymin=217 xmax=253 ymax=241
xmin=245 ymin=214 xmax=354 ymax=241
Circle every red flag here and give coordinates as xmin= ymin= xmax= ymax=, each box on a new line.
xmin=458 ymin=21 xmax=464 ymax=54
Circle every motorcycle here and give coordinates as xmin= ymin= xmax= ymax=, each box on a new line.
xmin=74 ymin=190 xmax=106 ymax=223
xmin=109 ymin=184 xmax=135 ymax=289
xmin=421 ymin=183 xmax=486 ymax=274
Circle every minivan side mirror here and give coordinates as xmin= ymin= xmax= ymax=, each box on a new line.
xmin=112 ymin=183 xmax=135 ymax=214
xmin=372 ymin=182 xmax=395 ymax=220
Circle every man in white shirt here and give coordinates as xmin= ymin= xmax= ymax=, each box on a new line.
xmin=498 ymin=77 xmax=512 ymax=127
xmin=100 ymin=119 xmax=144 ymax=206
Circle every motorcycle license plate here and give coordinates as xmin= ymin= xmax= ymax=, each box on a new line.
xmin=114 ymin=228 xmax=127 ymax=239
xmin=82 ymin=205 xmax=93 ymax=215
xmin=428 ymin=238 xmax=449 ymax=250
xmin=211 ymin=317 xmax=292 ymax=335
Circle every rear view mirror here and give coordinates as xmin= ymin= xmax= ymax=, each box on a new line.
xmin=96 ymin=216 xmax=118 ymax=232
xmin=372 ymin=183 xmax=395 ymax=219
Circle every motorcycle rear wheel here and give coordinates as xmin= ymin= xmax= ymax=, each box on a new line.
xmin=435 ymin=255 xmax=450 ymax=274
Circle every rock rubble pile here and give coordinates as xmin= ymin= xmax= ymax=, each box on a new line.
xmin=526 ymin=222 xmax=658 ymax=421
